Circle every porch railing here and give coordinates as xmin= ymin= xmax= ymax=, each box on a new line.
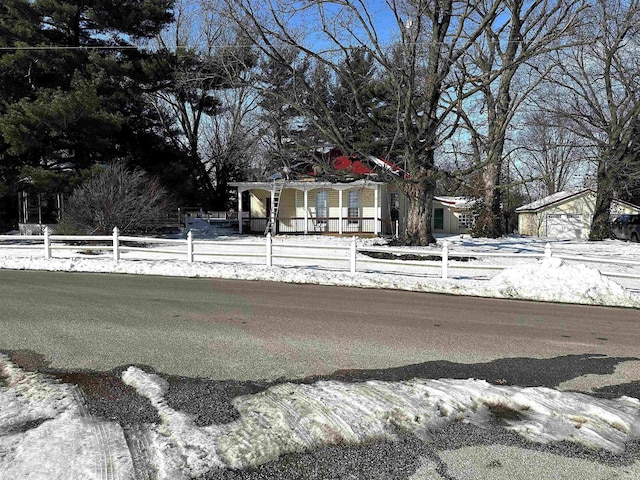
xmin=248 ymin=217 xmax=391 ymax=235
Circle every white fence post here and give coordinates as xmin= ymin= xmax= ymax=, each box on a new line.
xmin=43 ymin=226 xmax=51 ymax=259
xmin=112 ymin=227 xmax=120 ymax=261
xmin=442 ymin=241 xmax=449 ymax=280
xmin=187 ymin=231 xmax=194 ymax=263
xmin=350 ymin=236 xmax=357 ymax=273
xmin=545 ymin=242 xmax=552 ymax=258
xmin=266 ymin=233 xmax=272 ymax=267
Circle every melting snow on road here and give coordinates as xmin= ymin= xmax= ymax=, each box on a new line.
xmin=2 ymin=355 xmax=640 ymax=479
xmin=0 ymin=354 xmax=134 ymax=480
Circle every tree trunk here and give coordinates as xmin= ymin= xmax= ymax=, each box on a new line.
xmin=402 ymin=178 xmax=437 ymax=245
xmin=589 ymin=159 xmax=614 ymax=241
xmin=475 ymin=161 xmax=505 ymax=238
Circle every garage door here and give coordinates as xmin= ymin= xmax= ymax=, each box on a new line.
xmin=546 ymin=214 xmax=584 ymax=239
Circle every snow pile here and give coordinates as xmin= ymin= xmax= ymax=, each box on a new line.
xmin=123 ymin=366 xmax=640 ymax=474
xmin=488 ymin=257 xmax=640 ymax=306
xmin=0 ymin=354 xmax=133 ymax=480
xmin=1 ymin=253 xmax=638 ymax=308
xmin=4 ymin=358 xmax=640 ymax=479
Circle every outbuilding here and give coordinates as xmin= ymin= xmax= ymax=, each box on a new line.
xmin=516 ymin=189 xmax=640 ymax=239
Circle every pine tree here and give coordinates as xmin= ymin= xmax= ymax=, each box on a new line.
xmin=0 ymin=0 xmax=175 ymax=226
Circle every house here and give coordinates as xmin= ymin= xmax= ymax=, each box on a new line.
xmin=515 ymin=189 xmax=640 ymax=239
xmin=229 ymin=149 xmax=474 ymax=236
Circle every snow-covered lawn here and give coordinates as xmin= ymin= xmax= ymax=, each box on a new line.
xmin=1 ymin=217 xmax=639 ymax=307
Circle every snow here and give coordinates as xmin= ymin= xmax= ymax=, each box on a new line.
xmin=434 ymin=195 xmax=475 ymax=208
xmin=2 ymin=222 xmax=640 ymax=478
xmin=0 ymin=218 xmax=639 ymax=307
xmin=124 ymin=367 xmax=640 ymax=471
xmin=515 ymin=191 xmax=578 ymax=212
xmin=0 ymin=218 xmax=640 ymax=308
xmin=0 ymin=354 xmax=134 ymax=480
xmin=2 ymin=356 xmax=640 ymax=479
xmin=488 ymin=257 xmax=638 ymax=305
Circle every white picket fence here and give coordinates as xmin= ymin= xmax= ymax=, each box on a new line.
xmin=1 ymin=226 xmax=640 ymax=281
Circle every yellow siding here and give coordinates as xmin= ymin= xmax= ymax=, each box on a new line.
xmin=359 ymin=188 xmax=376 ymax=218
xmin=518 ymin=212 xmax=542 ymax=236
xmin=278 ymin=189 xmax=296 ymax=217
xmin=249 ymin=190 xmax=268 ymax=217
xmin=611 ymin=202 xmax=640 ymax=216
xmin=293 ymin=190 xmax=304 ymax=217
xmin=326 ymin=190 xmax=341 ymax=217
xmin=281 ymin=187 xmax=385 ymax=219
xmin=538 ymin=193 xmax=595 ymax=237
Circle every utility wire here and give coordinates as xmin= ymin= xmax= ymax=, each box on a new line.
xmin=0 ymin=37 xmax=555 ymax=52
xmin=0 ymin=45 xmax=142 ymax=50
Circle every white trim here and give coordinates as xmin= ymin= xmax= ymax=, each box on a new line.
xmin=238 ymin=192 xmax=243 ymax=234
xmin=304 ymin=190 xmax=308 ymax=234
xmin=374 ymin=186 xmax=379 ymax=235
xmin=338 ymin=190 xmax=343 ymax=234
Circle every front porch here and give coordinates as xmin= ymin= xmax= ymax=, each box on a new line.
xmin=230 ymin=180 xmax=396 ymax=236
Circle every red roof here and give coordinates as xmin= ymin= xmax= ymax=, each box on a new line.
xmin=332 ymin=155 xmax=375 ymax=174
xmin=305 ymin=148 xmax=404 ymax=178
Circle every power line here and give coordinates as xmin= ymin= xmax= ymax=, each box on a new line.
xmin=0 ymin=45 xmax=141 ymax=51
xmin=0 ymin=36 xmax=566 ymax=53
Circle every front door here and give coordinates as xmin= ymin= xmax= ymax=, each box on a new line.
xmin=316 ymin=190 xmax=328 ymax=231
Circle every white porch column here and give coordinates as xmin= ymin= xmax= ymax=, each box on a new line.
xmin=237 ymin=188 xmax=243 ymax=234
xmin=338 ymin=189 xmax=343 ymax=234
xmin=304 ymin=189 xmax=309 ymax=234
xmin=374 ymin=185 xmax=379 ymax=235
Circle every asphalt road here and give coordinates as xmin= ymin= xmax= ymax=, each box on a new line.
xmin=1 ymin=269 xmax=639 ymax=383
xmin=2 ymin=269 xmax=640 ymax=479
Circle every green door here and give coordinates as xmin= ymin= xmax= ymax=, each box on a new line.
xmin=434 ymin=208 xmax=444 ymax=229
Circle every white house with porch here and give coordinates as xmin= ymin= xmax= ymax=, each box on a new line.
xmin=229 ymin=179 xmax=474 ymax=236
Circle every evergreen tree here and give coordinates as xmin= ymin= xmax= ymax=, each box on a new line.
xmin=257 ymin=48 xmax=316 ymax=172
xmin=0 ymin=0 xmax=175 ymax=227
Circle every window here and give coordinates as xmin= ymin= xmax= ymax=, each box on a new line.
xmin=433 ymin=208 xmax=444 ymax=229
xmin=457 ymin=212 xmax=474 ymax=229
xmin=316 ymin=190 xmax=328 ymax=219
xmin=348 ymin=191 xmax=360 ymax=223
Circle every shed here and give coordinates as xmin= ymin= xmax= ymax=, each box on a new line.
xmin=515 ymin=189 xmax=640 ymax=239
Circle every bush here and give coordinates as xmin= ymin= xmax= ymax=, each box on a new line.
xmin=62 ymin=162 xmax=174 ymax=234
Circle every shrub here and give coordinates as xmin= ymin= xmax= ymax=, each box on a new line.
xmin=62 ymin=162 xmax=174 ymax=234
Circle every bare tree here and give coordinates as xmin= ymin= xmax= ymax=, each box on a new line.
xmin=453 ymin=0 xmax=586 ymax=237
xmin=543 ymin=0 xmax=640 ymax=240
xmin=203 ymin=83 xmax=263 ymax=209
xmin=147 ymin=0 xmax=257 ymax=209
xmin=222 ymin=0 xmax=504 ymax=245
xmin=513 ymin=110 xmax=592 ymax=199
